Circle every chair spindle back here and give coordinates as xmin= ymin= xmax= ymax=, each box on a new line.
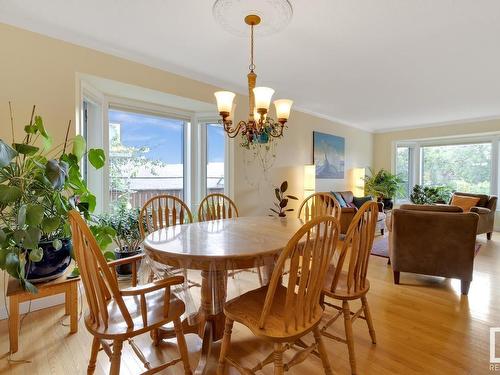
xmin=298 ymin=192 xmax=341 ymax=222
xmin=139 ymin=195 xmax=193 ymax=239
xmin=198 ymin=193 xmax=239 ymax=222
xmin=259 ymin=216 xmax=340 ymax=333
xmin=68 ymin=210 xmax=133 ymax=329
xmin=329 ymin=201 xmax=379 ymax=294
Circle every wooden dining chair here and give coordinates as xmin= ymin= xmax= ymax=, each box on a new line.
xmin=139 ymin=195 xmax=200 ymax=288
xmin=320 ymin=201 xmax=379 ymax=375
xmin=217 ymin=216 xmax=341 ymax=375
xmin=68 ymin=210 xmax=192 ymax=375
xmin=197 ymin=193 xmax=239 ymax=222
xmin=298 ymin=192 xmax=342 ymax=222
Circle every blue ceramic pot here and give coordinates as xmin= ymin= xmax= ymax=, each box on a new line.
xmin=26 ymin=238 xmax=72 ymax=283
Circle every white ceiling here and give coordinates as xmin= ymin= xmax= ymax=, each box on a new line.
xmin=1 ymin=0 xmax=500 ymax=132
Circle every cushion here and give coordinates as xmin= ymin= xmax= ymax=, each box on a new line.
xmin=352 ymin=196 xmax=373 ymax=209
xmin=450 ymin=195 xmax=480 ymax=212
xmin=339 ymin=191 xmax=354 ymax=204
xmin=452 ymin=192 xmax=489 ymax=208
xmin=331 ymin=192 xmax=348 ymax=208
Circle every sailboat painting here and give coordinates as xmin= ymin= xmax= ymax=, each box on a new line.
xmin=313 ymin=132 xmax=345 ymax=179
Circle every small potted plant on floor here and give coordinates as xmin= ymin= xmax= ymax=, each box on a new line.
xmin=93 ymin=204 xmax=144 ymax=276
xmin=364 ymin=168 xmax=405 ymax=209
xmin=0 ymin=105 xmax=107 ymax=292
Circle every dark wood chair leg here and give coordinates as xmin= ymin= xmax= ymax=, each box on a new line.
xmin=393 ymin=271 xmax=400 ymax=284
xmin=487 ymin=232 xmax=492 ymax=240
xmin=380 ymin=228 xmax=385 ymax=236
xmin=461 ymin=280 xmax=471 ymax=295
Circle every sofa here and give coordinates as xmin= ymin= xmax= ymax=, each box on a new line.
xmin=332 ymin=191 xmax=385 ymax=234
xmin=449 ymin=192 xmax=497 ymax=240
xmin=388 ymin=204 xmax=479 ymax=295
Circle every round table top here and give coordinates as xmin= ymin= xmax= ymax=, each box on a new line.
xmin=143 ymin=216 xmax=306 ymax=270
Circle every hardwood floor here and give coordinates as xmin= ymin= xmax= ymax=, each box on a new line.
xmin=0 ymin=233 xmax=499 ymax=374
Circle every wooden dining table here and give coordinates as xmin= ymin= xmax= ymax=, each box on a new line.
xmin=143 ymin=215 xmax=306 ymax=375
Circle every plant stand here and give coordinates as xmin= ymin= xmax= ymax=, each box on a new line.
xmin=7 ymin=271 xmax=80 ymax=354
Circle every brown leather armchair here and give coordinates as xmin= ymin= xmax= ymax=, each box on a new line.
xmin=449 ymin=192 xmax=497 ymax=240
xmin=388 ymin=204 xmax=479 ymax=295
xmin=334 ymin=191 xmax=385 ymax=234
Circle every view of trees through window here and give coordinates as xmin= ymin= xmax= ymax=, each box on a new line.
xmin=396 ymin=146 xmax=411 ymax=199
xmin=108 ymin=109 xmax=184 ymax=211
xmin=422 ymin=143 xmax=491 ymax=194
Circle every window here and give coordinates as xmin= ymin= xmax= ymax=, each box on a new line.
xmin=206 ymin=123 xmax=225 ymax=194
xmin=396 ymin=146 xmax=412 ymax=200
xmin=394 ymin=137 xmax=499 ymax=204
xmin=421 ymin=143 xmax=492 ymax=194
xmin=79 ymin=80 xmax=232 ymax=214
xmin=108 ymin=108 xmax=185 ymax=210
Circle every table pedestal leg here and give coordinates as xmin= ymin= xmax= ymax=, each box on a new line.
xmin=157 ymin=269 xmax=227 ymax=375
xmin=194 ymin=269 xmax=227 ymax=375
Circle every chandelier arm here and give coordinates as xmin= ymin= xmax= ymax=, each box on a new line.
xmin=222 ymin=120 xmax=248 ymax=138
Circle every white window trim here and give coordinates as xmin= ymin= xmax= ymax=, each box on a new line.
xmin=393 ymin=134 xmax=500 ymax=206
xmin=76 ymin=78 xmax=232 ymax=214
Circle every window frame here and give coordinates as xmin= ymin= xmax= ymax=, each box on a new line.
xmin=195 ymin=116 xmax=231 ymax=214
xmin=77 ymin=83 xmax=232 ymax=214
xmin=393 ymin=134 xmax=500 ymax=205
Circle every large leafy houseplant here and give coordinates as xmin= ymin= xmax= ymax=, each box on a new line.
xmin=0 ymin=105 xmax=107 ymax=292
xmin=364 ymin=168 xmax=405 ymax=200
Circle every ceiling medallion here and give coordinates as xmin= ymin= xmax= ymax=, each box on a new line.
xmin=213 ymin=4 xmax=293 ymax=148
xmin=213 ymin=0 xmax=293 ymax=37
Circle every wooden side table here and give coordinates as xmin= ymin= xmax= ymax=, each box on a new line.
xmin=6 ymin=271 xmax=80 ymax=354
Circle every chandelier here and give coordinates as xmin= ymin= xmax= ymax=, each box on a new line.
xmin=214 ymin=14 xmax=293 ymax=146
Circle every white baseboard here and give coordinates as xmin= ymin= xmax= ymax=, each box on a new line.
xmin=0 ymin=294 xmax=65 ymax=320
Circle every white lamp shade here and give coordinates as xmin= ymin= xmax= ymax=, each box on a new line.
xmin=274 ymin=99 xmax=293 ymax=120
xmin=352 ymin=168 xmax=365 ymax=197
xmin=214 ymin=91 xmax=235 ymax=113
xmin=253 ymin=87 xmax=275 ymax=111
xmin=304 ymin=165 xmax=316 ymax=192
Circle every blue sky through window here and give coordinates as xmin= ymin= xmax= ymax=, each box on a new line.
xmin=109 ymin=110 xmax=224 ymax=164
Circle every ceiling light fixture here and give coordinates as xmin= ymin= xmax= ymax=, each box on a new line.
xmin=214 ymin=13 xmax=293 ymax=147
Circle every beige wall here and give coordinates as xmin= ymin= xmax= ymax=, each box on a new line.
xmin=0 ymin=23 xmax=373 ymax=315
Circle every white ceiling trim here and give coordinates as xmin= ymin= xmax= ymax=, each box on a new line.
xmin=373 ymin=115 xmax=500 ymax=134
xmin=292 ymin=105 xmax=372 ymax=133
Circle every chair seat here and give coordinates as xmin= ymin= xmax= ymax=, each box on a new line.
xmin=323 ymin=265 xmax=370 ymax=300
xmin=85 ymin=289 xmax=185 ymax=339
xmin=224 ymin=284 xmax=323 ymax=342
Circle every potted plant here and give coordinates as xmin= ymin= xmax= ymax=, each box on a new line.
xmin=269 ymin=181 xmax=298 ymax=217
xmin=410 ymin=184 xmax=453 ymax=205
xmin=0 ymin=105 xmax=107 ymax=292
xmin=93 ymin=204 xmax=144 ymax=276
xmin=364 ymin=168 xmax=405 ymax=209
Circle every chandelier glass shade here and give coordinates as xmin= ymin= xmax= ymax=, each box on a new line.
xmin=214 ymin=14 xmax=293 ymax=147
